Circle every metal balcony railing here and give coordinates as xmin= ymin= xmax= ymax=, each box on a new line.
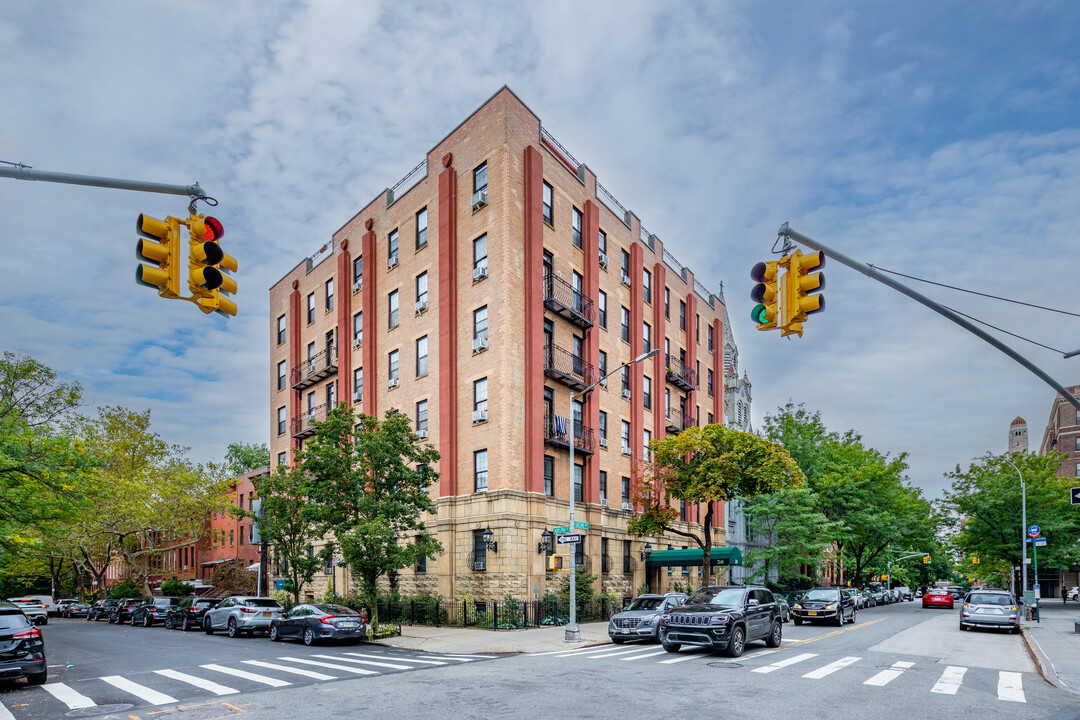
xmin=665 ymin=407 xmax=696 ymax=435
xmin=291 ymin=403 xmax=329 ymax=439
xmin=543 ymin=412 xmax=595 ymax=455
xmin=465 ymin=550 xmax=488 ymax=572
xmin=622 ymin=555 xmax=637 ymax=574
xmin=543 ymin=273 xmax=594 ymax=329
xmin=665 ymin=354 xmax=696 ymax=392
xmin=543 ymin=343 xmax=594 ymax=392
xmin=292 ymin=344 xmax=338 ymax=390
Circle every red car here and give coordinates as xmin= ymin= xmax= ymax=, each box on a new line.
xmin=922 ymin=589 xmax=954 ymax=609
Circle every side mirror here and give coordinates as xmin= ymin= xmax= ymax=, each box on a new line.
xmin=747 ymin=599 xmax=760 ymax=607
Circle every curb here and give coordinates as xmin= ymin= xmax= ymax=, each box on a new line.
xmin=1020 ymin=626 xmax=1080 ymax=698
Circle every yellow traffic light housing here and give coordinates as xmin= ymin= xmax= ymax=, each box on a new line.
xmin=923 ymin=555 xmax=931 ymax=564
xmin=781 ymin=249 xmax=826 ymax=337
xmin=750 ymin=260 xmax=781 ymax=330
xmin=185 ymin=214 xmax=238 ymax=317
xmin=136 ymin=214 xmax=182 ymax=298
xmin=547 ymin=555 xmax=568 ymax=572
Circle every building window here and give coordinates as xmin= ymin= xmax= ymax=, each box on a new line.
xmin=621 ymin=306 xmax=630 ymax=342
xmin=277 ymin=406 xmax=286 ymax=435
xmin=474 ymin=377 xmax=488 ymax=415
xmin=229 ymin=530 xmax=234 ymax=546
xmin=643 ymin=376 xmax=652 ymax=410
xmin=665 ymin=388 xmax=671 ymax=416
xmin=416 ymin=336 xmax=428 ymax=377
xmin=679 ymin=300 xmax=686 ymax=330
xmin=276 ymin=314 xmax=286 ymax=345
xmin=620 ymin=249 xmax=630 ymax=283
xmin=664 ymin=288 xmax=670 ymax=319
xmin=544 ymin=455 xmax=554 ymax=496
xmin=277 ymin=361 xmax=286 ymax=390
xmin=708 ymin=412 xmax=714 ymax=424
xmin=353 ymin=312 xmax=363 ymax=347
xmin=474 ymin=449 xmax=488 ymax=492
xmin=277 ymin=451 xmax=286 ymax=467
xmin=240 ymin=527 xmax=246 ymax=545
xmin=622 ymin=365 xmax=630 ymax=395
xmin=575 ymin=534 xmax=585 ymax=565
xmin=416 ymin=272 xmax=428 ymax=311
xmin=644 ymin=429 xmax=652 ymax=459
xmin=598 ymin=228 xmax=607 ymax=255
xmin=708 ymin=325 xmax=714 ymax=352
xmin=696 ymin=314 xmax=701 ymax=342
xmin=643 ymin=322 xmax=651 ymax=353
xmin=473 ymin=234 xmax=488 ymax=276
xmin=600 ymin=471 xmax=608 ymax=505
xmin=416 ymin=536 xmax=427 ymax=572
xmin=416 ymin=207 xmax=428 ymax=250
xmin=326 ymin=380 xmax=336 ymax=408
xmin=643 ymin=268 xmax=652 ymax=303
xmin=622 ymin=476 xmax=630 ymax=504
xmin=542 ymin=181 xmax=553 ymax=225
xmin=353 ymin=368 xmax=363 ymax=402
xmin=388 ymin=229 xmax=399 ymax=266
xmin=598 ymin=290 xmax=607 ymax=329
xmin=389 ymin=290 xmax=399 ymax=329
xmin=306 ymin=341 xmax=316 ymax=371
xmin=388 ymin=350 xmax=399 ymax=385
xmin=708 ymin=369 xmax=714 ymax=396
xmin=572 ymin=271 xmax=584 ymax=315
xmin=1075 ymin=436 xmax=1080 ymax=452
xmin=416 ymin=400 xmax=428 ymax=437
xmin=474 ymin=305 xmax=488 ymax=345
xmin=572 ymin=206 xmax=582 ymax=248
xmin=472 ymin=528 xmax=487 ymax=568
xmin=1075 ymin=408 xmax=1080 ymax=425
xmin=599 ymin=350 xmax=607 ymax=379
xmin=353 ymin=256 xmax=363 ymax=289
xmin=474 ymin=162 xmax=488 ymax=194
xmin=325 ymin=279 xmax=334 ymax=311
xmin=621 ymin=421 xmax=631 ymax=455
xmin=573 ymin=463 xmax=583 ymax=503
xmin=599 ymin=411 xmax=608 ymax=445
xmin=306 ymin=293 xmax=315 ymax=324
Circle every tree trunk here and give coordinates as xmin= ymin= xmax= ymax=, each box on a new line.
xmin=701 ymin=504 xmax=713 ymax=587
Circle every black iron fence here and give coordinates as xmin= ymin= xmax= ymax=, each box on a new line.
xmin=373 ymin=597 xmax=635 ymax=631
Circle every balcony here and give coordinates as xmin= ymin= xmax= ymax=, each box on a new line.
xmin=543 ymin=412 xmax=595 ymax=455
xmin=292 ymin=345 xmax=338 ymax=390
xmin=291 ymin=403 xmax=328 ymax=439
xmin=665 ymin=407 xmax=696 ymax=435
xmin=665 ymin=354 xmax=696 ymax=392
xmin=544 ymin=343 xmax=595 ymax=392
xmin=543 ymin=273 xmax=594 ymax=330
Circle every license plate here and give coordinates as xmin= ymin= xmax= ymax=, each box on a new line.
xmin=338 ymin=622 xmax=357 ymax=628
xmin=980 ymin=608 xmax=1002 ymax=614
xmin=808 ymin=611 xmax=817 ymax=615
xmin=262 ymin=612 xmax=271 ymax=617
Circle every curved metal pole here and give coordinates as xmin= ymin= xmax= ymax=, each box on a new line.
xmin=0 ymin=164 xmax=206 ymax=198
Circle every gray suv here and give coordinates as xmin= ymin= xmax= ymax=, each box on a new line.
xmin=203 ymin=596 xmax=284 ymax=638
xmin=608 ymin=593 xmax=688 ymax=644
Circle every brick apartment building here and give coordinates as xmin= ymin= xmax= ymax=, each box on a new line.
xmin=198 ymin=467 xmax=267 ymax=583
xmin=1035 ymin=388 xmax=1080 ymax=593
xmin=269 ymin=87 xmax=732 ymax=604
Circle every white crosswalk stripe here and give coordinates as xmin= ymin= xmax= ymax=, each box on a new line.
xmin=997 ymin=671 xmax=1025 ymax=703
xmin=277 ymin=656 xmax=380 ymax=675
xmin=153 ymin=669 xmax=238 ymax=695
xmin=864 ymin=660 xmax=915 ymax=687
xmin=803 ymin=656 xmax=861 ymax=679
xmin=40 ymin=683 xmax=96 ymax=710
xmin=657 ymin=649 xmax=707 ymax=664
xmin=586 ymin=647 xmax=658 ymax=660
xmin=100 ymin=675 xmax=178 ymax=705
xmin=551 ymin=646 xmax=622 ymax=658
xmin=200 ymin=663 xmax=292 ymax=687
xmin=312 ymin=654 xmax=412 ymax=670
xmin=241 ymin=659 xmax=337 ymax=680
xmin=931 ymin=666 xmax=967 ymax=695
xmin=344 ymin=652 xmax=447 ymax=666
xmin=0 ymin=701 xmax=14 ymax=720
xmin=752 ymin=652 xmax=818 ymax=674
xmin=620 ymin=650 xmax=668 ymax=661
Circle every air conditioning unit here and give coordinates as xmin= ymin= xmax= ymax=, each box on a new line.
xmin=473 ymin=336 xmax=488 ymax=353
xmin=388 ymin=378 xmax=400 ymax=389
xmin=473 ymin=264 xmax=488 ymax=281
xmin=621 ymin=272 xmax=631 ymax=286
xmin=388 ymin=253 xmax=399 ymax=270
xmin=622 ymin=445 xmax=632 ymax=456
xmin=599 ymin=252 xmax=609 ymax=269
xmin=473 ymin=560 xmax=486 ymax=571
xmin=417 ymin=429 xmax=428 ymax=439
xmin=352 ymin=392 xmax=362 ymax=403
xmin=471 ymin=188 xmax=488 ymax=211
xmin=472 ymin=409 xmax=488 ymax=424
xmin=353 ymin=334 xmax=362 ymax=349
xmin=352 ymin=279 xmax=362 ymax=293
xmin=415 ymin=298 xmax=428 ymax=315
xmin=600 ymin=498 xmax=608 ymax=507
xmin=622 ymin=389 xmax=631 ymax=400
xmin=599 ymin=377 xmax=607 ymax=389
xmin=622 ymin=502 xmax=633 ymax=511
xmin=599 ymin=437 xmax=608 ymax=448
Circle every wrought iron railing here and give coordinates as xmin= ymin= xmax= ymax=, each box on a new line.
xmin=663 ymin=248 xmax=686 ymax=278
xmin=595 ymin=179 xmax=630 ymax=226
xmin=291 ymin=403 xmax=328 ymax=438
xmin=291 ymin=344 xmax=338 ymax=388
xmin=543 ymin=412 xmax=596 ymax=454
xmin=540 ymin=126 xmax=581 ymax=178
xmin=387 ymin=158 xmax=428 ymax=206
xmin=544 ymin=343 xmax=595 ymax=388
xmin=665 ymin=353 xmax=696 ymax=390
xmin=543 ymin=273 xmax=594 ymax=327
xmin=665 ymin=407 xmax=696 ymax=434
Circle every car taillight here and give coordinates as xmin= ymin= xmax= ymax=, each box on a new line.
xmin=13 ymin=627 xmax=42 ymax=640
xmin=319 ymin=615 xmax=338 ymax=625
xmin=240 ymin=608 xmax=257 ymax=613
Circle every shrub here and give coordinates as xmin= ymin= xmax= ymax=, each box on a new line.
xmin=160 ymin=578 xmax=194 ymax=596
xmin=107 ymin=580 xmax=141 ymax=599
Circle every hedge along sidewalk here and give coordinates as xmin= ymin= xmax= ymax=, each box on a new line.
xmin=381 ymin=621 xmax=612 ymax=654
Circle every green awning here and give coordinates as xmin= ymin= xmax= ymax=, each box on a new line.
xmin=645 ymin=547 xmax=743 ymax=568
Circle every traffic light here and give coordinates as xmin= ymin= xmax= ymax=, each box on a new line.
xmin=781 ymin=249 xmax=826 ymax=337
xmin=923 ymin=556 xmax=931 ymax=564
xmin=972 ymin=556 xmax=979 ymax=564
xmin=186 ymin=214 xmax=237 ymax=317
xmin=136 ymin=213 xmax=182 ymax=298
xmin=547 ymin=555 xmax=568 ymax=572
xmin=750 ymin=260 xmax=781 ymax=330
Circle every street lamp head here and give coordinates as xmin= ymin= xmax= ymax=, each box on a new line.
xmin=633 ymin=348 xmax=661 ymax=364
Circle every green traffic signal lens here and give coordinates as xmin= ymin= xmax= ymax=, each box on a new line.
xmin=751 ymin=304 xmax=768 ymax=324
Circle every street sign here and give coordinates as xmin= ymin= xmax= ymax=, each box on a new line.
xmin=1028 ymin=524 xmax=1041 ymax=538
xmin=553 ymin=526 xmax=570 ymax=534
xmin=574 ymin=521 xmax=589 ymax=530
xmin=1034 ymin=538 xmax=1047 ymax=547
xmin=1071 ymin=487 xmax=1080 ymax=505
xmin=557 ymin=534 xmax=581 ymax=545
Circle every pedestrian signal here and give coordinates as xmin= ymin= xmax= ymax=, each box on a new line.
xmin=547 ymin=555 xmax=568 ymax=572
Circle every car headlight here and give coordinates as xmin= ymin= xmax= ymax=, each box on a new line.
xmin=709 ymin=615 xmax=730 ymax=626
xmin=825 ymin=604 xmax=837 ymax=611
xmin=640 ymin=614 xmax=657 ymax=626
xmin=794 ymin=604 xmax=803 ymax=610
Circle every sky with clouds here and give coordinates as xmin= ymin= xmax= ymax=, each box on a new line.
xmin=2 ymin=1 xmax=1077 ymax=499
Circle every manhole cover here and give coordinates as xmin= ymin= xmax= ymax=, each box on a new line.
xmin=707 ymin=661 xmax=742 ymax=669
xmin=66 ymin=704 xmax=134 ymax=717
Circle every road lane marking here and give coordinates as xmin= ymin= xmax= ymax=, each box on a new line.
xmin=931 ymin=666 xmax=967 ymax=695
xmin=41 ymin=683 xmax=96 ymax=709
xmin=153 ymin=669 xmax=238 ymax=695
xmin=100 ymin=675 xmax=178 ymax=705
xmin=998 ymin=671 xmax=1025 ymax=703
xmin=620 ymin=650 xmax=668 ymax=661
xmin=586 ymin=647 xmax=660 ymax=660
xmin=783 ymin=618 xmax=885 ymax=648
xmin=200 ymin=664 xmax=291 ymax=687
xmin=803 ymin=656 xmax=861 ymax=679
xmin=0 ymin=700 xmax=14 ymax=720
xmin=864 ymin=660 xmax=916 ymax=687
xmin=311 ymin=654 xmax=411 ymax=670
xmin=657 ymin=649 xmax=708 ymax=664
xmin=277 ymin=657 xmax=379 ymax=675
xmin=241 ymin=660 xmax=336 ymax=680
xmin=551 ymin=646 xmax=627 ymax=658
xmin=344 ymin=653 xmax=447 ymax=666
xmin=752 ymin=652 xmax=818 ymax=674
xmin=430 ymin=654 xmax=485 ymax=659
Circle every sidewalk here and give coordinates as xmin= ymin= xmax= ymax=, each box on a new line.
xmin=1020 ymin=601 xmax=1080 ymax=696
xmin=381 ymin=621 xmax=612 ymax=655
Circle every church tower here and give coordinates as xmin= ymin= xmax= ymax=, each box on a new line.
xmin=1009 ymin=416 xmax=1028 ymax=453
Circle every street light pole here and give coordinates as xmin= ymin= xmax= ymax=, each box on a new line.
xmin=1001 ymin=455 xmax=1027 ymax=596
xmin=565 ymin=347 xmax=659 ymax=642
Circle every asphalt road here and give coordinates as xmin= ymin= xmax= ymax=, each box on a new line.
xmin=2 ymin=602 xmax=1077 ymax=720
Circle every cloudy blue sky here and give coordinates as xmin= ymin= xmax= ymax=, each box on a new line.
xmin=2 ymin=1 xmax=1077 ymax=498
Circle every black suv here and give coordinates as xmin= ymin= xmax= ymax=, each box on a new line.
xmin=89 ymin=598 xmax=120 ymax=621
xmin=792 ymin=586 xmax=856 ymax=626
xmin=165 ymin=597 xmax=220 ymax=631
xmin=109 ymin=597 xmax=144 ymax=624
xmin=0 ymin=601 xmax=47 ymax=685
xmin=659 ymin=585 xmax=783 ymax=658
xmin=131 ymin=596 xmax=180 ymax=627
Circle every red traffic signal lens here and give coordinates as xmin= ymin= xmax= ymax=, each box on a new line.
xmin=194 ymin=216 xmax=224 ymax=242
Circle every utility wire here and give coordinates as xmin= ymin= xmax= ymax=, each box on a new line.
xmin=942 ymin=305 xmax=1067 ymax=355
xmin=869 ymin=265 xmax=1080 ymax=319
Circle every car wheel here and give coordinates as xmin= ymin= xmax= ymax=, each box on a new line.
xmin=661 ymin=639 xmax=681 ymax=653
xmin=227 ymin=619 xmax=239 ymax=638
xmin=131 ymin=615 xmax=137 ymax=626
xmin=204 ymin=618 xmax=214 ymax=634
xmin=303 ymin=627 xmax=315 ymax=646
xmin=164 ymin=617 xmax=173 ymax=630
xmin=834 ymin=611 xmax=844 ymax=627
xmin=40 ymin=617 xmax=48 ymax=626
xmin=725 ymin=626 xmax=746 ymax=658
xmin=25 ymin=668 xmax=47 ymax=685
xmin=181 ymin=618 xmax=190 ymax=632
xmin=270 ymin=625 xmax=281 ymax=642
xmin=850 ymin=609 xmax=857 ymax=624
xmin=959 ymin=621 xmax=967 ymax=631
xmin=765 ymin=622 xmax=782 ymax=648
xmin=793 ymin=618 xmax=803 ymax=626
xmin=143 ymin=615 xmax=151 ymax=628
xmin=611 ymin=636 xmax=625 ymax=644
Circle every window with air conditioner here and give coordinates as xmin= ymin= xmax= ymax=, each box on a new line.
xmin=472 ymin=162 xmax=488 ymax=210
xmin=473 ymin=306 xmax=488 ymax=353
xmin=388 ymin=350 xmax=399 ymax=388
xmin=416 ymin=400 xmax=428 ymax=439
xmin=599 ymin=251 xmax=609 ymax=269
xmin=388 ymin=229 xmax=399 ymax=269
xmin=473 ymin=233 xmax=488 ymax=280
xmin=353 ymin=312 xmax=362 ymax=348
xmin=473 ymin=378 xmax=488 ymax=423
xmin=415 ymin=272 xmax=428 ymax=314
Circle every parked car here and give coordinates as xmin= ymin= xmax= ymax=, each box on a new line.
xmin=895 ymin=586 xmax=912 ymax=601
xmin=946 ymin=586 xmax=965 ymax=600
xmin=6 ymin=598 xmax=48 ymax=626
xmin=203 ymin=596 xmax=284 ymax=637
xmin=608 ymin=593 xmax=688 ymax=643
xmin=792 ymin=587 xmax=856 ymax=626
xmin=1069 ymin=587 xmax=1079 ymax=601
xmin=65 ymin=603 xmax=92 ymax=619
xmin=776 ymin=595 xmax=791 ymax=623
xmin=109 ymin=598 xmax=144 ymax=624
xmin=861 ymin=589 xmax=876 ymax=608
xmin=165 ymin=597 xmax=221 ymax=631
xmin=959 ymin=590 xmax=1019 ymax=633
xmin=659 ymin=585 xmax=783 ymax=658
xmin=269 ymin=603 xmax=368 ymax=646
xmin=88 ymin=599 xmax=118 ymax=621
xmin=841 ymin=588 xmax=861 ymax=611
xmin=54 ymin=599 xmax=78 ymax=617
xmin=0 ymin=601 xmax=47 ymax=685
xmin=131 ymin=596 xmax=180 ymax=627
xmin=922 ymin=588 xmax=955 ymax=609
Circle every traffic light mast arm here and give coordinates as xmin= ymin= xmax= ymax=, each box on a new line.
xmin=778 ymin=222 xmax=1080 ymax=413
xmin=0 ymin=162 xmax=208 ymax=200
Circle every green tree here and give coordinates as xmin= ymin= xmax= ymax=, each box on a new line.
xmin=628 ymin=424 xmax=803 ymax=585
xmin=159 ymin=577 xmax=195 ymax=596
xmin=249 ymin=465 xmax=324 ymax=605
xmin=301 ymin=406 xmax=442 ymax=628
xmin=743 ymin=487 xmax=841 ymax=587
xmin=225 ymin=442 xmax=270 ymax=476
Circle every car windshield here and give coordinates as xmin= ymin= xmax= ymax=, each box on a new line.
xmin=626 ymin=598 xmax=664 ymax=611
xmin=803 ymin=590 xmax=838 ymax=601
xmin=688 ymin=588 xmax=745 ymax=607
xmin=969 ymin=593 xmax=1012 ymax=606
xmin=314 ymin=604 xmax=357 ymax=615
xmin=245 ymin=599 xmax=282 ymax=608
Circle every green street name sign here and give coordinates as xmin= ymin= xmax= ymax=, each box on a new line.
xmin=553 ymin=526 xmax=570 ymax=534
xmin=574 ymin=521 xmax=589 ymax=530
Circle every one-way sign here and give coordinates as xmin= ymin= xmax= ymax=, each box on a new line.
xmin=557 ymin=533 xmax=581 ymax=545
xmin=1072 ymin=487 xmax=1080 ymax=505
